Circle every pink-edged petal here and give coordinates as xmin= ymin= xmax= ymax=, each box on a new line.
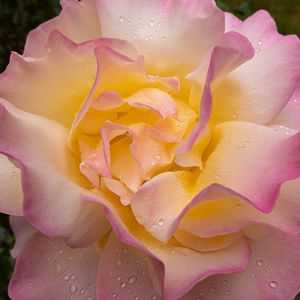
xmin=95 ymin=0 xmax=224 ymax=74
xmin=181 ymin=230 xmax=300 ymax=300
xmin=0 ymin=154 xmax=23 ymax=216
xmin=0 ymin=30 xmax=136 ymax=128
xmin=83 ymin=190 xmax=250 ymax=300
xmin=9 ymin=232 xmax=100 ymax=300
xmin=178 ymin=31 xmax=254 ymax=153
xmin=0 ymin=99 xmax=110 ymax=247
xmin=271 ymin=82 xmax=300 ymax=130
xmin=97 ymin=232 xmax=162 ymax=300
xmin=24 ymin=0 xmax=101 ymax=58
xmin=214 ymin=10 xmax=300 ymax=124
xmin=10 ymin=217 xmax=36 ymax=258
xmin=92 ymin=91 xmax=123 ymax=110
xmin=125 ymin=88 xmax=177 ymax=119
xmin=197 ymin=121 xmax=300 ymax=213
xmin=178 ymin=178 xmax=300 ymax=238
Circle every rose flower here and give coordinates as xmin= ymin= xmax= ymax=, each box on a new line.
xmin=0 ymin=0 xmax=300 ymax=299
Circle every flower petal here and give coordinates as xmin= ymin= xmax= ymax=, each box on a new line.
xmin=181 ymin=230 xmax=300 ymax=300
xmin=271 ymin=82 xmax=300 ymax=130
xmin=9 ymin=232 xmax=100 ymax=300
xmin=0 ymin=99 xmax=110 ymax=247
xmin=95 ymin=0 xmax=224 ymax=74
xmin=0 ymin=154 xmax=23 ymax=216
xmin=97 ymin=232 xmax=162 ymax=300
xmin=24 ymin=0 xmax=101 ymax=58
xmin=214 ymin=10 xmax=300 ymax=124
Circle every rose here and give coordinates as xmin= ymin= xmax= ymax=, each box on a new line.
xmin=0 ymin=0 xmax=300 ymax=299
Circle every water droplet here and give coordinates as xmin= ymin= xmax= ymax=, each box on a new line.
xmin=70 ymin=284 xmax=77 ymax=294
xmin=58 ymin=249 xmax=64 ymax=255
xmin=256 ymin=259 xmax=263 ymax=267
xmin=119 ymin=16 xmax=125 ymax=23
xmin=128 ymin=275 xmax=137 ymax=285
xmin=117 ymin=276 xmax=122 ymax=281
xmin=150 ymin=35 xmax=154 ymax=40
xmin=209 ymin=286 xmax=216 ymax=293
xmin=116 ymin=259 xmax=123 ymax=268
xmin=225 ymin=289 xmax=231 ymax=295
xmin=235 ymin=203 xmax=241 ymax=210
xmin=269 ymin=281 xmax=278 ymax=288
xmin=27 ymin=282 xmax=32 ymax=287
xmin=252 ymin=88 xmax=257 ymax=93
xmin=133 ymin=34 xmax=138 ymax=39
xmin=258 ymin=40 xmax=263 ymax=46
xmin=162 ymin=36 xmax=167 ymax=42
xmin=71 ymin=275 xmax=76 ymax=280
xmin=112 ymin=292 xmax=118 ymax=297
xmin=122 ymin=247 xmax=128 ymax=254
xmin=145 ymin=36 xmax=150 ymax=41
xmin=238 ymin=145 xmax=246 ymax=151
xmin=149 ymin=20 xmax=155 ymax=27
xmin=158 ymin=219 xmax=165 ymax=226
xmin=120 ymin=282 xmax=127 ymax=288
xmin=64 ymin=275 xmax=70 ymax=281
xmin=152 ymin=296 xmax=158 ymax=300
xmin=227 ymin=167 xmax=232 ymax=172
xmin=151 ymin=161 xmax=156 ymax=166
xmin=141 ymin=270 xmax=146 ymax=275
xmin=127 ymin=17 xmax=131 ymax=23
xmin=135 ymin=296 xmax=140 ymax=300
xmin=124 ymin=34 xmax=128 ymax=38
xmin=250 ymin=272 xmax=255 ymax=278
xmin=80 ymin=288 xmax=86 ymax=295
xmin=293 ymin=98 xmax=297 ymax=103
xmin=222 ymin=279 xmax=228 ymax=285
xmin=255 ymin=47 xmax=261 ymax=52
xmin=154 ymin=155 xmax=162 ymax=161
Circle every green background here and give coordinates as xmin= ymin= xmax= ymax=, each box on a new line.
xmin=0 ymin=0 xmax=299 ymax=299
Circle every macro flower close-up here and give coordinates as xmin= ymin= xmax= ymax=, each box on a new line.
xmin=0 ymin=0 xmax=300 ymax=299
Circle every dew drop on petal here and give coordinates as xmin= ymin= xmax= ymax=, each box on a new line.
xmin=70 ymin=284 xmax=77 ymax=294
xmin=116 ymin=259 xmax=123 ymax=268
xmin=225 ymin=289 xmax=231 ymax=295
xmin=152 ymin=296 xmax=158 ymax=300
xmin=80 ymin=288 xmax=86 ymax=295
xmin=27 ymin=282 xmax=32 ymax=287
xmin=149 ymin=20 xmax=155 ymax=27
xmin=120 ymin=282 xmax=127 ymax=288
xmin=162 ymin=36 xmax=167 ymax=41
xmin=116 ymin=276 xmax=122 ymax=281
xmin=158 ymin=219 xmax=165 ymax=226
xmin=269 ymin=281 xmax=278 ymax=289
xmin=128 ymin=276 xmax=137 ymax=285
xmin=258 ymin=40 xmax=263 ymax=46
xmin=222 ymin=280 xmax=228 ymax=285
xmin=112 ymin=292 xmax=118 ymax=297
xmin=119 ymin=16 xmax=125 ymax=22
xmin=256 ymin=259 xmax=263 ymax=267
xmin=64 ymin=275 xmax=70 ymax=281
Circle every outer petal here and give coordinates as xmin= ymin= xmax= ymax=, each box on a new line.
xmin=9 ymin=232 xmax=100 ymax=300
xmin=0 ymin=31 xmax=136 ymax=127
xmin=271 ymin=82 xmax=300 ymax=130
xmin=95 ymin=0 xmax=224 ymax=74
xmin=0 ymin=99 xmax=110 ymax=246
xmin=197 ymin=121 xmax=300 ymax=212
xmin=0 ymin=154 xmax=23 ymax=216
xmin=83 ymin=191 xmax=250 ymax=300
xmin=97 ymin=232 xmax=161 ymax=300
xmin=24 ymin=0 xmax=101 ymax=58
xmin=181 ymin=230 xmax=300 ymax=300
xmin=213 ymin=11 xmax=300 ymax=124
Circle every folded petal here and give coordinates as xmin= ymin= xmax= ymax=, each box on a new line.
xmin=0 ymin=31 xmax=136 ymax=127
xmin=97 ymin=232 xmax=162 ymax=300
xmin=197 ymin=121 xmax=300 ymax=212
xmin=181 ymin=230 xmax=300 ymax=300
xmin=213 ymin=10 xmax=300 ymax=124
xmin=9 ymin=232 xmax=100 ymax=300
xmin=95 ymin=0 xmax=224 ymax=74
xmin=178 ymin=31 xmax=254 ymax=153
xmin=0 ymin=154 xmax=23 ymax=216
xmin=83 ymin=190 xmax=250 ymax=300
xmin=271 ymin=82 xmax=300 ymax=130
xmin=24 ymin=0 xmax=101 ymax=58
xmin=0 ymin=99 xmax=110 ymax=247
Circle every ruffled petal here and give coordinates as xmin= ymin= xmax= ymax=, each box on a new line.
xmin=181 ymin=230 xmax=300 ymax=300
xmin=24 ymin=0 xmax=101 ymax=58
xmin=95 ymin=0 xmax=224 ymax=74
xmin=214 ymin=10 xmax=300 ymax=124
xmin=9 ymin=232 xmax=100 ymax=300
xmin=0 ymin=99 xmax=110 ymax=247
xmin=0 ymin=154 xmax=23 ymax=216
